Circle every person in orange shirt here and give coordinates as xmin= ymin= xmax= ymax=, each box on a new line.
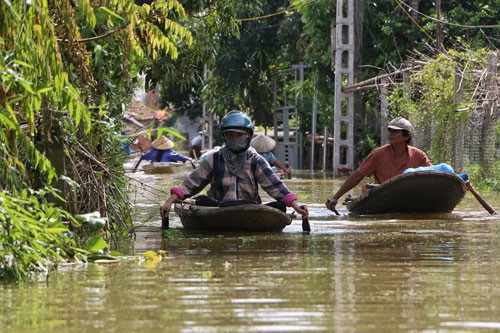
xmin=325 ymin=117 xmax=432 ymax=212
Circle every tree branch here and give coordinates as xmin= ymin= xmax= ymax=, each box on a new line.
xmin=58 ymin=22 xmax=130 ymax=43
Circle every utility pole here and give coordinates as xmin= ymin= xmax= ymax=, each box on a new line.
xmin=333 ymin=0 xmax=355 ymax=176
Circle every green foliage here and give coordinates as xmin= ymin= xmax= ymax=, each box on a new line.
xmin=149 ymin=0 xmax=239 ymax=117
xmin=295 ymin=0 xmax=333 ymax=68
xmin=434 ymin=1 xmax=500 ymax=50
xmin=74 ymin=211 xmax=108 ymax=252
xmin=154 ymin=0 xmax=303 ymax=125
xmin=467 ymin=161 xmax=500 ymax=192
xmin=354 ymin=128 xmax=379 ymax=166
xmin=148 ymin=0 xmax=499 ymax=162
xmin=0 ymin=0 xmax=86 ymax=192
xmin=0 ymin=0 xmax=193 ymax=280
xmin=389 ymin=51 xmax=484 ymax=163
xmin=387 ymin=49 xmax=498 ymax=189
xmin=0 ymin=191 xmax=82 ymax=280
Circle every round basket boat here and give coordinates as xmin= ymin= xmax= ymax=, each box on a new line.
xmin=174 ymin=202 xmax=293 ymax=232
xmin=346 ymin=171 xmax=467 ymax=215
xmin=142 ymin=162 xmax=185 ymax=174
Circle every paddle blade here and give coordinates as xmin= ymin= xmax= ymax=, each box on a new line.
xmin=132 ymin=157 xmax=143 ymax=173
xmin=300 ymin=205 xmax=310 ymax=233
xmin=188 ymin=159 xmax=197 ymax=169
xmin=162 ymin=216 xmax=170 ymax=230
xmin=302 ymin=218 xmax=311 ymax=233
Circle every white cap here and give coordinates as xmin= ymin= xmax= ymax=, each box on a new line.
xmin=387 ymin=117 xmax=413 ymax=132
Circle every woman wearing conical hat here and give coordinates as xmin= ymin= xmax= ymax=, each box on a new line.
xmin=141 ymin=135 xmax=190 ymax=163
xmin=250 ymin=134 xmax=292 ymax=179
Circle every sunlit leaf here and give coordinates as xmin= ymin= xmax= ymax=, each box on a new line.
xmin=85 ymin=236 xmax=108 ymax=252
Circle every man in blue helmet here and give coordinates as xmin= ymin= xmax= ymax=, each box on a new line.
xmin=160 ymin=110 xmax=308 ymax=219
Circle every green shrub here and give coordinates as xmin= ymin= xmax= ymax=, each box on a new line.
xmin=0 ymin=190 xmax=83 ymax=280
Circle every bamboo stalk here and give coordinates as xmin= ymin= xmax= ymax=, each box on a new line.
xmin=342 ymin=65 xmax=422 ymax=92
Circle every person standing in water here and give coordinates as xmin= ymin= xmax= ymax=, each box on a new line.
xmin=250 ymin=134 xmax=292 ymax=179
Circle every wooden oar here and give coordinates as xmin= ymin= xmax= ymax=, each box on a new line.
xmin=162 ymin=215 xmax=169 ymax=230
xmin=131 ymin=156 xmax=143 ymax=173
xmin=465 ymin=181 xmax=498 ymax=216
xmin=191 ymin=149 xmax=198 ymax=160
xmin=188 ymin=158 xmax=197 ymax=169
xmin=300 ymin=205 xmax=310 ymax=233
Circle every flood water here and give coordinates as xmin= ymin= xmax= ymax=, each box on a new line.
xmin=1 ymin=166 xmax=499 ymax=333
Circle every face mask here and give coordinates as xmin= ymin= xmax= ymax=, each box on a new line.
xmin=225 ymin=136 xmax=249 ymax=153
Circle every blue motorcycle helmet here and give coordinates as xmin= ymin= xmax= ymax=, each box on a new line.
xmin=220 ymin=110 xmax=254 ymax=153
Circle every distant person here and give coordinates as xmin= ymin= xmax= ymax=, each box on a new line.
xmin=325 ymin=117 xmax=432 ymax=212
xmin=119 ymin=130 xmax=133 ymax=156
xmin=189 ymin=132 xmax=203 ymax=160
xmin=141 ymin=135 xmax=190 ymax=163
xmin=250 ymin=134 xmax=292 ymax=179
xmin=198 ymin=146 xmax=221 ymax=162
xmin=160 ymin=110 xmax=308 ymax=220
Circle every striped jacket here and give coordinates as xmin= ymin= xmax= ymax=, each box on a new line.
xmin=171 ymin=147 xmax=298 ymax=206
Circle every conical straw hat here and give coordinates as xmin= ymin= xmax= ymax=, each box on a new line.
xmin=151 ymin=135 xmax=174 ymax=150
xmin=250 ymin=134 xmax=276 ymax=153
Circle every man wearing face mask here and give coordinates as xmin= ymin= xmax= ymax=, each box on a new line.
xmin=160 ymin=110 xmax=308 ymax=220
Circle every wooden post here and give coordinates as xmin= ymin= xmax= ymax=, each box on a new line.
xmin=201 ymin=65 xmax=213 ymax=150
xmin=436 ymin=0 xmax=443 ymax=52
xmin=380 ymin=78 xmax=388 ymax=145
xmin=322 ymin=126 xmax=328 ymax=170
xmin=310 ymin=77 xmax=317 ymax=170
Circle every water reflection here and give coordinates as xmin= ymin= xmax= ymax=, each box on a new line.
xmin=1 ymin=168 xmax=499 ymax=332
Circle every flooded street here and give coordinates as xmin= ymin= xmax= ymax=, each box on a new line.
xmin=1 ymin=167 xmax=499 ymax=332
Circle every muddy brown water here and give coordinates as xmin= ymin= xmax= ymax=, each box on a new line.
xmin=1 ymin=167 xmax=499 ymax=332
